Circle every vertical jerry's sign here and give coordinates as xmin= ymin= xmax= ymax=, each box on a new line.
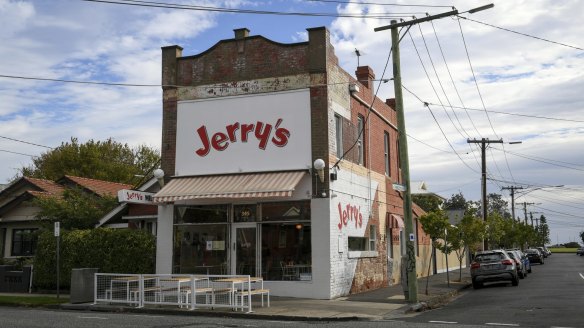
xmin=175 ymin=89 xmax=311 ymax=176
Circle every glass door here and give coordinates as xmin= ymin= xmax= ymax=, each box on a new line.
xmin=232 ymin=224 xmax=257 ymax=276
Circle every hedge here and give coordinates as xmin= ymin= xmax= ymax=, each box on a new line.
xmin=33 ymin=228 xmax=156 ymax=290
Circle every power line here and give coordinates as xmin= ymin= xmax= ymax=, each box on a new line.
xmin=402 ymin=84 xmax=479 ymax=174
xmin=0 ymin=149 xmax=37 ymax=157
xmin=458 ymin=15 xmax=584 ymax=51
xmin=491 ymin=147 xmax=584 ymax=172
xmin=80 ymin=0 xmax=424 ymax=18
xmin=0 ymin=135 xmax=54 ymax=149
xmin=429 ymin=19 xmax=482 ymax=137
xmin=457 ymin=17 xmax=498 ymax=138
xmin=305 ymin=0 xmax=453 ymax=8
xmin=426 ymin=102 xmax=584 ymax=123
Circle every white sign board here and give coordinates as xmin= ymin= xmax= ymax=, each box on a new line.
xmin=392 ymin=183 xmax=406 ymax=192
xmin=175 ymin=90 xmax=312 ymax=176
xmin=409 ymin=233 xmax=415 ymax=242
xmin=54 ymin=222 xmax=60 ymax=237
xmin=117 ymin=189 xmax=155 ymax=204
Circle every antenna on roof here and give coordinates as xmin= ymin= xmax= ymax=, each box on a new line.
xmin=355 ymin=48 xmax=361 ymax=67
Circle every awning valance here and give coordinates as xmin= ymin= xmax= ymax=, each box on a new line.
xmin=153 ymin=171 xmax=306 ymax=203
xmin=386 ymin=214 xmax=404 ymax=229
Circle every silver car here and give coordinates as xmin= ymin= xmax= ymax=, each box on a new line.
xmin=471 ymin=250 xmax=519 ymax=289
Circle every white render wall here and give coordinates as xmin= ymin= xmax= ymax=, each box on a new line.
xmin=155 ymin=204 xmax=174 ymax=274
xmin=328 ymin=169 xmax=379 ymax=298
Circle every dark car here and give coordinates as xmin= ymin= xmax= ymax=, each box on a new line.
xmin=526 ymin=248 xmax=544 ymax=264
xmin=537 ymin=247 xmax=549 ymax=258
xmin=577 ymin=247 xmax=584 ymax=256
xmin=506 ymin=249 xmax=527 ymax=278
xmin=471 ymin=250 xmax=519 ymax=289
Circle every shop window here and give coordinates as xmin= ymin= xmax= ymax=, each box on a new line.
xmin=174 ymin=205 xmax=229 ymax=224
xmin=260 ymin=200 xmax=311 ymax=281
xmin=261 ymin=201 xmax=310 ymax=222
xmin=173 ymin=224 xmax=228 ymax=275
xmin=261 ymin=223 xmax=311 ymax=281
xmin=11 ymin=229 xmax=37 ymax=257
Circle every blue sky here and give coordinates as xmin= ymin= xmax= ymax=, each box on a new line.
xmin=1 ymin=0 xmax=583 ymax=244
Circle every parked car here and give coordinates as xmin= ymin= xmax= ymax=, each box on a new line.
xmin=506 ymin=249 xmax=527 ymax=279
xmin=537 ymin=247 xmax=550 ymax=258
xmin=526 ymin=248 xmax=544 ymax=264
xmin=471 ymin=250 xmax=519 ymax=289
xmin=577 ymin=247 xmax=584 ymax=256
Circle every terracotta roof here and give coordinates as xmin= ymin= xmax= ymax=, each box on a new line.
xmin=27 ymin=190 xmax=63 ymax=200
xmin=63 ymin=175 xmax=132 ymax=197
xmin=23 ymin=177 xmax=66 ymax=195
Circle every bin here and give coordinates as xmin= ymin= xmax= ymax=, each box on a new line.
xmin=70 ymin=268 xmax=99 ymax=304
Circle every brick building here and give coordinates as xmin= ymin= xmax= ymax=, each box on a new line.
xmin=153 ymin=27 xmax=452 ymax=299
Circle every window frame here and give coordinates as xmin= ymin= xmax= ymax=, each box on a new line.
xmin=11 ymin=228 xmax=37 ymax=257
xmin=335 ymin=114 xmax=343 ymax=158
xmin=384 ymin=131 xmax=390 ymax=176
xmin=357 ymin=114 xmax=365 ymax=165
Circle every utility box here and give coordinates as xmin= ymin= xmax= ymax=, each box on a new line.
xmin=70 ymin=268 xmax=99 ymax=304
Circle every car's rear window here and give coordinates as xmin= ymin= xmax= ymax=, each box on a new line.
xmin=475 ymin=253 xmax=504 ymax=262
xmin=506 ymin=252 xmax=516 ymax=259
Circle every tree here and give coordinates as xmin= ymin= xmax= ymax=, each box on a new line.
xmin=34 ymin=187 xmax=118 ymax=230
xmin=443 ymin=192 xmax=468 ymax=210
xmin=580 ymin=231 xmax=584 ymax=245
xmin=537 ymin=215 xmax=550 ymax=246
xmin=412 ymin=194 xmax=443 ymax=213
xmin=420 ymin=210 xmax=452 ymax=289
xmin=18 ymin=137 xmax=160 ymax=185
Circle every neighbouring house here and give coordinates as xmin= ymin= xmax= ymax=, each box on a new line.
xmin=0 ymin=176 xmax=131 ymax=262
xmin=152 ymin=27 xmax=458 ymax=299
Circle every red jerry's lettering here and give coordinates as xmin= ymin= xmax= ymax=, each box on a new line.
xmin=195 ymin=119 xmax=290 ymax=156
xmin=337 ymin=202 xmax=363 ymax=230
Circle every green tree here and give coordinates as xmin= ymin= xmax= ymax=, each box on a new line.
xmin=33 ymin=187 xmax=118 ymax=230
xmin=443 ymin=192 xmax=468 ymax=210
xmin=580 ymin=231 xmax=584 ymax=245
xmin=420 ymin=210 xmax=453 ymax=288
xmin=412 ymin=194 xmax=443 ymax=213
xmin=18 ymin=137 xmax=160 ymax=185
xmin=486 ymin=212 xmax=507 ymax=249
xmin=537 ymin=215 xmax=550 ymax=246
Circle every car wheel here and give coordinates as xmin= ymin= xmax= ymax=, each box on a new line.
xmin=528 ymin=268 xmax=532 ymax=273
xmin=512 ymin=276 xmax=519 ymax=286
xmin=519 ymin=271 xmax=525 ymax=279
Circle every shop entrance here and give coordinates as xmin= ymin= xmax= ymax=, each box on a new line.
xmin=231 ymin=224 xmax=257 ymax=276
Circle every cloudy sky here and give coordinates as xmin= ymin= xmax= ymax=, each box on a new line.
xmin=0 ymin=0 xmax=582 ymax=244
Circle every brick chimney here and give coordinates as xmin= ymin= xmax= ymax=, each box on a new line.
xmin=386 ymin=98 xmax=396 ymax=110
xmin=234 ymin=28 xmax=250 ymax=39
xmin=356 ymin=66 xmax=375 ymax=98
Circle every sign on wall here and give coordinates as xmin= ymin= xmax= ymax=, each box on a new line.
xmin=175 ymin=89 xmax=312 ymax=176
xmin=331 ymin=170 xmax=379 ymax=236
xmin=118 ymin=189 xmax=155 ymax=204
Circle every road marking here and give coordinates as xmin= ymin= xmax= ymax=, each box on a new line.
xmin=579 ymin=273 xmax=584 ymax=280
xmin=551 ymin=326 xmax=576 ymax=328
xmin=429 ymin=320 xmax=458 ymax=324
xmin=485 ymin=324 xmax=519 ymax=327
xmin=78 ymin=316 xmax=108 ymax=320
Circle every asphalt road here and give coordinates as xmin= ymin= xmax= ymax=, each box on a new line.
xmin=401 ymin=253 xmax=584 ymax=328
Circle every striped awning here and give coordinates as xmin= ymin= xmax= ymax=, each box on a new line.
xmin=153 ymin=171 xmax=306 ymax=203
xmin=386 ymin=213 xmax=405 ymax=229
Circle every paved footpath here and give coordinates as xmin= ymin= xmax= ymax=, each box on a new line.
xmin=55 ymin=268 xmax=471 ymax=321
